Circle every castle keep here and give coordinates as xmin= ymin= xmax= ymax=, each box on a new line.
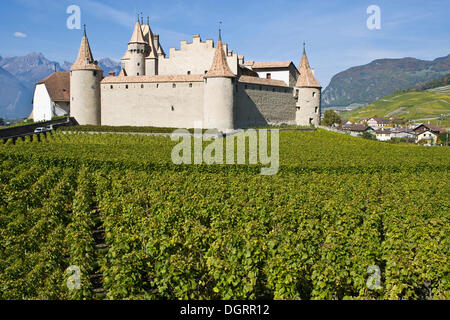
xmin=70 ymin=19 xmax=322 ymax=130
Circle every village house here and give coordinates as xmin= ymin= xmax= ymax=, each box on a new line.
xmin=32 ymin=72 xmax=70 ymax=122
xmin=341 ymin=124 xmax=371 ymax=137
xmin=366 ymin=117 xmax=391 ymax=130
xmin=413 ymin=124 xmax=441 ymax=144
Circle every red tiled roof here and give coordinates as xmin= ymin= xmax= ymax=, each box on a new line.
xmin=238 ymin=75 xmax=288 ymax=87
xmin=295 ymin=50 xmax=321 ymax=88
xmin=36 ymin=72 xmax=70 ymax=102
xmin=129 ymin=21 xmax=146 ymax=44
xmin=342 ymin=124 xmax=369 ymax=132
xmin=71 ymin=34 xmax=102 ymax=71
xmin=251 ymin=62 xmax=293 ymax=69
xmin=205 ymin=39 xmax=235 ymax=78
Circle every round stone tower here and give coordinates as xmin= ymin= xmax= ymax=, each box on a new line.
xmin=70 ymin=27 xmax=103 ymax=125
xmin=294 ymin=43 xmax=322 ymax=127
xmin=127 ymin=19 xmax=147 ymax=76
xmin=203 ymin=33 xmax=235 ymax=131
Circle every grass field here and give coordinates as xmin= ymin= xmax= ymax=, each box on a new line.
xmin=0 ymin=130 xmax=448 ymax=300
xmin=342 ymin=91 xmax=450 ymax=121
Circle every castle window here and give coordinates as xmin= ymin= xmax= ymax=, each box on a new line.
xmin=137 ymin=73 xmax=140 ymax=76
xmin=141 ymin=84 xmax=144 ymax=89
xmin=126 ymin=85 xmax=129 ymax=89
xmin=266 ymin=73 xmax=272 ymax=79
xmin=204 ymin=71 xmax=208 ymax=74
xmin=156 ymin=84 xmax=159 ymax=88
xmin=110 ymin=85 xmax=113 ymax=89
xmin=315 ymin=107 xmax=318 ymax=113
xmin=313 ymin=92 xmax=316 ymax=97
xmin=137 ymin=63 xmax=140 ymax=66
xmin=187 ymin=71 xmax=191 ymax=75
xmin=172 ymin=83 xmax=176 ymax=88
xmin=93 ymin=71 xmax=97 ymax=77
xmin=296 ymin=107 xmax=300 ymax=111
xmin=259 ymin=86 xmax=262 ymax=91
xmin=171 ymin=106 xmax=175 ymax=112
xmin=189 ymin=83 xmax=193 ymax=88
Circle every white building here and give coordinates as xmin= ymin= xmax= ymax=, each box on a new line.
xmin=416 ymin=130 xmax=439 ymax=144
xmin=32 ymin=72 xmax=70 ymax=121
xmin=242 ymin=61 xmax=300 ymax=87
xmin=374 ymin=129 xmax=391 ymax=141
xmin=367 ymin=117 xmax=390 ymax=130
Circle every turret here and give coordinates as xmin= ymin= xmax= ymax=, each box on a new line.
xmin=203 ymin=31 xmax=236 ymax=131
xmin=127 ymin=18 xmax=146 ymax=76
xmin=294 ymin=43 xmax=322 ymax=126
xmin=141 ymin=19 xmax=158 ymax=75
xmin=70 ymin=26 xmax=103 ymax=125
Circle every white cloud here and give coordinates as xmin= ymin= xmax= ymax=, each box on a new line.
xmin=14 ymin=32 xmax=27 ymax=38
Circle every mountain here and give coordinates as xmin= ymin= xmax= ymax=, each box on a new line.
xmin=0 ymin=53 xmax=121 ymax=119
xmin=0 ymin=67 xmax=33 ymax=118
xmin=322 ymin=55 xmax=450 ymax=108
xmin=98 ymin=58 xmax=121 ymax=75
xmin=60 ymin=58 xmax=121 ymax=75
xmin=0 ymin=52 xmax=66 ymax=90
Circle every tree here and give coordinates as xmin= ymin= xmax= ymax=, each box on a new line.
xmin=0 ymin=118 xmax=4 ymax=126
xmin=361 ymin=131 xmax=375 ymax=140
xmin=322 ymin=110 xmax=341 ymax=127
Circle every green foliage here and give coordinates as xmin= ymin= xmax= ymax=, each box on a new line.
xmin=0 ymin=130 xmax=448 ymax=300
xmin=361 ymin=131 xmax=375 ymax=140
xmin=322 ymin=110 xmax=342 ymax=127
xmin=420 ymin=73 xmax=450 ymax=91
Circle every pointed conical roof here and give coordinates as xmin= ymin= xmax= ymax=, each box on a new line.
xmin=295 ymin=45 xmax=321 ymax=88
xmin=129 ymin=20 xmax=146 ymax=44
xmin=141 ymin=24 xmax=157 ymax=59
xmin=205 ymin=36 xmax=235 ymax=78
xmin=71 ymin=31 xmax=102 ymax=71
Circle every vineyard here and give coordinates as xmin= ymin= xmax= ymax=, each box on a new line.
xmin=0 ymin=130 xmax=448 ymax=300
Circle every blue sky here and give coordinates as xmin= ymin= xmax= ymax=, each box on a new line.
xmin=1 ymin=0 xmax=449 ymax=87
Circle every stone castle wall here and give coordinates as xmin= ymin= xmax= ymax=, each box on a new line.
xmin=234 ymin=82 xmax=296 ymax=127
xmin=101 ymin=80 xmax=204 ymax=128
xmin=100 ymin=78 xmax=297 ymax=129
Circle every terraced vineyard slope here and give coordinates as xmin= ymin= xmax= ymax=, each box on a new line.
xmin=342 ymin=91 xmax=450 ymax=122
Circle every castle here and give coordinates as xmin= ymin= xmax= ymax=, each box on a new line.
xmin=69 ymin=18 xmax=322 ymax=130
